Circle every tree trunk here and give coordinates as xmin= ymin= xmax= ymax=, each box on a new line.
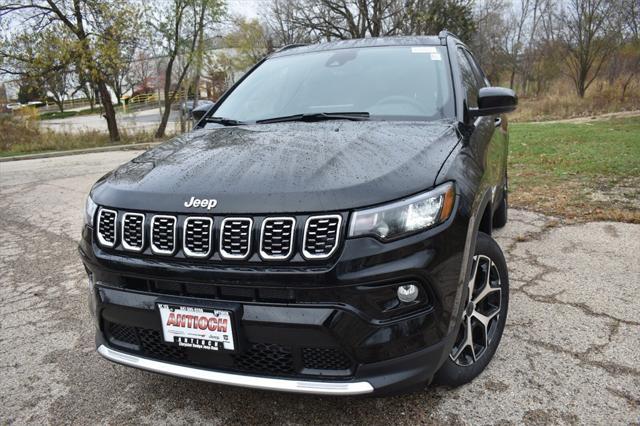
xmin=156 ymin=102 xmax=172 ymax=138
xmin=192 ymin=12 xmax=205 ymax=109
xmin=156 ymin=56 xmax=176 ymax=138
xmin=114 ymin=87 xmax=122 ymax=105
xmin=180 ymin=85 xmax=187 ymax=133
xmin=576 ymin=79 xmax=586 ymax=98
xmin=620 ymin=75 xmax=632 ymax=101
xmin=156 ymin=70 xmax=174 ymax=138
xmin=97 ymin=81 xmax=120 ymax=142
xmin=82 ymin=84 xmax=95 ymax=111
xmin=193 ymin=73 xmax=201 ymax=105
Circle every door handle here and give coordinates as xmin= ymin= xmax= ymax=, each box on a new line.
xmin=494 ymin=117 xmax=502 ymax=127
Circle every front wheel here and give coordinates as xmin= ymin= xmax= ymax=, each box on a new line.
xmin=433 ymin=232 xmax=509 ymax=387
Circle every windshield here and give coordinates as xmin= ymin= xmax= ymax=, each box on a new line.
xmin=211 ymin=46 xmax=454 ymax=123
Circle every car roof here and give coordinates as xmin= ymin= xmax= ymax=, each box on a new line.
xmin=269 ymin=36 xmax=443 ymax=58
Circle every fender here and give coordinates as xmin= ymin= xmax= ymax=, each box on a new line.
xmin=447 ymin=188 xmax=494 ymax=338
xmin=433 ymin=137 xmax=496 ymax=339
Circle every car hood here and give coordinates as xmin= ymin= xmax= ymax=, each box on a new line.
xmin=91 ymin=120 xmax=459 ymax=214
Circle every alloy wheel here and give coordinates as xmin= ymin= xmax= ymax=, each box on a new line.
xmin=450 ymin=254 xmax=502 ymax=366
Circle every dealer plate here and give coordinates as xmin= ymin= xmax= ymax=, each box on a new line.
xmin=158 ymin=303 xmax=235 ymax=351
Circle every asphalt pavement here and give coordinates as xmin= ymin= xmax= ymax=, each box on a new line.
xmin=0 ymin=151 xmax=638 ymax=424
xmin=39 ymin=108 xmax=180 ymax=133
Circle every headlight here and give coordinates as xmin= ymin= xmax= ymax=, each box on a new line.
xmin=84 ymin=195 xmax=98 ymax=227
xmin=348 ymin=182 xmax=455 ymax=241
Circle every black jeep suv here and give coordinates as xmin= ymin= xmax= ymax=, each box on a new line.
xmin=79 ymin=32 xmax=517 ymax=396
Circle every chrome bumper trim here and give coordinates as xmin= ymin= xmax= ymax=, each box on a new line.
xmin=97 ymin=345 xmax=374 ymax=395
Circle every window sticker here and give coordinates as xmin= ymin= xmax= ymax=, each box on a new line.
xmin=431 ymin=53 xmax=442 ymax=60
xmin=411 ymin=46 xmax=437 ymax=54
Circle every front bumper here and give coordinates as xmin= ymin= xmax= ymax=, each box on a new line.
xmin=80 ymin=209 xmax=468 ymax=395
xmin=98 ymin=345 xmax=375 ymax=395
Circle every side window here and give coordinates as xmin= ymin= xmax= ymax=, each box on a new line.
xmin=456 ymin=47 xmax=479 ymax=108
xmin=464 ymin=50 xmax=489 ymax=88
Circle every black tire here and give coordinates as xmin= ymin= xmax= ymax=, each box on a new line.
xmin=433 ymin=232 xmax=509 ymax=387
xmin=493 ymin=181 xmax=508 ymax=229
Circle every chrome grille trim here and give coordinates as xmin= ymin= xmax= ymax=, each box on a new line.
xmin=259 ymin=217 xmax=296 ymax=260
xmin=96 ymin=208 xmax=118 ymax=248
xmin=183 ymin=217 xmax=214 ymax=258
xmin=150 ymin=215 xmax=177 ymax=255
xmin=219 ymin=217 xmax=253 ymax=260
xmin=302 ymin=214 xmax=342 ymax=260
xmin=121 ymin=213 xmax=145 ymax=252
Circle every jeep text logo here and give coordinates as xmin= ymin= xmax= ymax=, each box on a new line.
xmin=184 ymin=196 xmax=217 ymax=210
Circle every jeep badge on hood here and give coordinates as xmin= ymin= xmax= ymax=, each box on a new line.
xmin=184 ymin=197 xmax=217 ymax=210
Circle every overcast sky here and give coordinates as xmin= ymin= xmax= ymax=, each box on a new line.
xmin=227 ymin=0 xmax=264 ymax=19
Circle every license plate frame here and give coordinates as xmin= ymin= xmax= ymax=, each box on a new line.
xmin=157 ymin=303 xmax=237 ymax=352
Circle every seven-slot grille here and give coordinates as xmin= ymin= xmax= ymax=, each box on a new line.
xmin=220 ymin=218 xmax=253 ymax=259
xmin=97 ymin=209 xmax=117 ymax=247
xmin=150 ymin=215 xmax=177 ymax=254
xmin=303 ymin=215 xmax=342 ymax=259
xmin=122 ymin=213 xmax=145 ymax=251
xmin=260 ymin=217 xmax=295 ymax=260
xmin=183 ymin=217 xmax=213 ymax=257
xmin=95 ymin=210 xmax=343 ymax=261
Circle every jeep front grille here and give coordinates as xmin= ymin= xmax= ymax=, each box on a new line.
xmin=97 ymin=209 xmax=117 ymax=247
xmin=121 ymin=213 xmax=145 ymax=251
xmin=150 ymin=215 xmax=176 ymax=254
xmin=260 ymin=217 xmax=295 ymax=260
xmin=94 ymin=208 xmax=344 ymax=262
xmin=183 ymin=217 xmax=213 ymax=258
xmin=302 ymin=215 xmax=342 ymax=259
xmin=220 ymin=218 xmax=253 ymax=259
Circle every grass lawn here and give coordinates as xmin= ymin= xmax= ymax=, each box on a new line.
xmin=0 ymin=134 xmax=159 ymax=157
xmin=508 ymin=116 xmax=640 ymax=222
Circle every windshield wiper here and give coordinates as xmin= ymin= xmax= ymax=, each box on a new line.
xmin=256 ymin=112 xmax=370 ymax=124
xmin=205 ymin=116 xmax=246 ymax=126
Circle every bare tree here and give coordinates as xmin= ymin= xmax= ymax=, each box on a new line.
xmin=148 ymin=0 xmax=224 ymax=138
xmin=280 ymin=0 xmax=406 ymax=40
xmin=127 ymin=51 xmax=155 ymax=95
xmin=503 ymin=0 xmax=535 ymax=89
xmin=472 ymin=0 xmax=510 ymax=82
xmin=263 ymin=0 xmax=316 ymax=45
xmin=518 ymin=0 xmax=545 ymax=93
xmin=559 ymin=0 xmax=613 ymax=97
xmin=603 ymin=0 xmax=640 ymax=100
xmin=264 ymin=0 xmax=477 ymax=44
xmin=402 ymin=0 xmax=476 ymax=41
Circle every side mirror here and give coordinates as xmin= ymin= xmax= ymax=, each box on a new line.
xmin=192 ymin=102 xmax=214 ymax=121
xmin=471 ymin=87 xmax=518 ymax=117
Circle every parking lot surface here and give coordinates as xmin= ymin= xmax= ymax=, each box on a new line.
xmin=1 ymin=151 xmax=638 ymax=424
xmin=40 ymin=108 xmax=180 ymax=133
